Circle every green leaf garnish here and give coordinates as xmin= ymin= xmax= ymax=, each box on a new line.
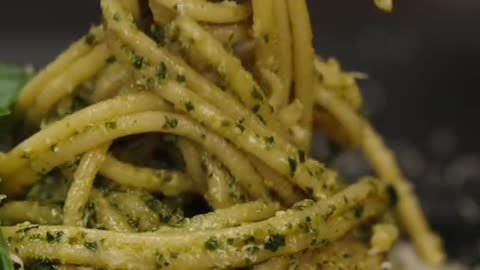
xmin=0 ymin=64 xmax=31 ymax=116
xmin=0 ymin=63 xmax=31 ymax=269
xmin=0 ymin=229 xmax=14 ymax=270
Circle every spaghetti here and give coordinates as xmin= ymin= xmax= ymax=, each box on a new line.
xmin=0 ymin=0 xmax=445 ymax=269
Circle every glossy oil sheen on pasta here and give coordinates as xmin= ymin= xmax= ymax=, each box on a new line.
xmin=0 ymin=0 xmax=446 ymax=269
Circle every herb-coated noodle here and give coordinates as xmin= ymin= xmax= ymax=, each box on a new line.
xmin=0 ymin=0 xmax=445 ymax=269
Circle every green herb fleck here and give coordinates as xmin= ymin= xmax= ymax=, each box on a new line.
xmin=323 ymin=204 xmax=336 ymax=221
xmin=251 ymin=87 xmax=264 ymax=101
xmin=157 ymin=62 xmax=168 ymax=80
xmin=164 ymin=116 xmax=178 ymax=129
xmin=25 ymin=257 xmax=60 ymax=270
xmin=288 ymin=157 xmax=297 ymax=177
xmin=46 ymin=231 xmax=64 ymax=243
xmin=386 ymin=184 xmax=398 ymax=207
xmin=255 ymin=113 xmax=266 ymax=125
xmin=263 ymin=34 xmax=270 ymax=43
xmin=155 ymin=253 xmax=170 ymax=268
xmin=85 ymin=33 xmax=96 ymax=46
xmin=16 ymin=225 xmax=39 ymax=235
xmin=246 ymin=246 xmax=260 ymax=255
xmin=113 ymin=13 xmax=121 ymax=21
xmin=264 ymin=136 xmax=275 ymax=147
xmin=243 ymin=235 xmax=256 ymax=244
xmin=321 ymin=239 xmax=331 ymax=246
xmin=236 ymin=123 xmax=245 ymax=133
xmin=20 ymin=150 xmax=31 ymax=160
xmin=305 ymin=187 xmax=314 ymax=196
xmin=176 ymin=74 xmax=187 ymax=83
xmin=204 ymin=237 xmax=221 ymax=251
xmin=184 ymin=101 xmax=194 ymax=112
xmin=151 ymin=25 xmax=166 ymax=46
xmin=84 ymin=241 xmax=98 ymax=252
xmin=264 ymin=234 xmax=285 ymax=252
xmin=221 ymin=120 xmax=230 ymax=127
xmin=132 ymin=55 xmax=144 ymax=69
xmin=106 ymin=56 xmax=116 ymax=64
xmin=298 ymin=150 xmax=306 ymax=163
xmin=352 ymin=203 xmax=364 ymax=219
xmin=105 ymin=121 xmax=117 ymax=130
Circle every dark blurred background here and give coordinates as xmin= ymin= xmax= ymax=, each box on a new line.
xmin=1 ymin=0 xmax=479 ymax=265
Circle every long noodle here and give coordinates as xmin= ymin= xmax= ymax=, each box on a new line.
xmin=0 ymin=0 xmax=445 ymax=268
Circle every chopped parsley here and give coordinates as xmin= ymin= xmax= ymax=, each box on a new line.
xmin=155 ymin=253 xmax=171 ymax=268
xmin=298 ymin=150 xmax=306 ymax=163
xmin=288 ymin=157 xmax=297 ymax=177
xmin=84 ymin=33 xmax=96 ymax=46
xmin=106 ymin=56 xmax=116 ymax=64
xmin=184 ymin=101 xmax=194 ymax=112
xmin=132 ymin=55 xmax=144 ymax=69
xmin=323 ymin=205 xmax=336 ymax=221
xmin=25 ymin=257 xmax=60 ymax=270
xmin=46 ymin=231 xmax=64 ymax=243
xmin=251 ymin=87 xmax=264 ymax=101
xmin=264 ymin=234 xmax=285 ymax=252
xmin=105 ymin=121 xmax=117 ymax=130
xmin=164 ymin=116 xmax=178 ymax=129
xmin=386 ymin=184 xmax=398 ymax=207
xmin=263 ymin=34 xmax=270 ymax=43
xmin=264 ymin=136 xmax=275 ymax=147
xmin=113 ymin=13 xmax=121 ymax=22
xmin=255 ymin=113 xmax=266 ymax=125
xmin=150 ymin=25 xmax=166 ymax=46
xmin=204 ymin=237 xmax=221 ymax=251
xmin=84 ymin=241 xmax=99 ymax=252
xmin=353 ymin=203 xmax=364 ymax=219
xmin=176 ymin=74 xmax=187 ymax=83
xmin=246 ymin=246 xmax=260 ymax=255
xmin=157 ymin=62 xmax=168 ymax=80
xmin=20 ymin=150 xmax=31 ymax=160
xmin=220 ymin=120 xmax=230 ymax=127
xmin=236 ymin=123 xmax=245 ymax=133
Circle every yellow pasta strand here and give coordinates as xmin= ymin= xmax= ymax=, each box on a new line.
xmin=91 ymin=190 xmax=134 ymax=232
xmin=0 ymin=201 xmax=63 ymax=225
xmin=176 ymin=138 xmax=206 ymax=192
xmin=0 ymin=92 xmax=170 ymax=194
xmin=27 ymin=43 xmax=111 ymax=124
xmin=151 ymin=0 xmax=251 ymax=24
xmin=63 ymin=143 xmax=111 ymax=227
xmin=3 ymin=179 xmax=391 ymax=269
xmin=7 ymin=111 xmax=272 ymax=201
xmin=202 ymin=153 xmax=247 ymax=209
xmin=98 ymin=154 xmax=195 ymax=196
xmin=15 ymin=26 xmax=103 ymax=114
xmin=287 ymin=0 xmax=315 ymax=151
xmin=314 ymin=87 xmax=446 ymax=265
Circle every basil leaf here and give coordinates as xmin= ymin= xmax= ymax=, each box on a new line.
xmin=0 ymin=64 xmax=31 ymax=269
xmin=0 ymin=229 xmax=13 ymax=270
xmin=0 ymin=64 xmax=31 ymax=116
